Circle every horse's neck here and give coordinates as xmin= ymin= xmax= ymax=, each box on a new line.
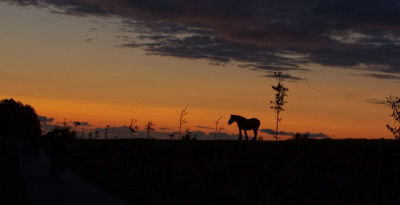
xmin=235 ymin=116 xmax=246 ymax=122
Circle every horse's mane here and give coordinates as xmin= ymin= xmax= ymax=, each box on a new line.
xmin=231 ymin=114 xmax=246 ymax=120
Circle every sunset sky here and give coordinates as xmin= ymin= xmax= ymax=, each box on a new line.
xmin=1 ymin=0 xmax=400 ymax=140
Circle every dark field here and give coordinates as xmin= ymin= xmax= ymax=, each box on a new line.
xmin=52 ymin=138 xmax=400 ymax=204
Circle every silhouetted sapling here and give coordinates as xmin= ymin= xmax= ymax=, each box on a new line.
xmin=145 ymin=121 xmax=155 ymax=139
xmin=387 ymin=95 xmax=400 ymax=139
xmin=270 ymin=72 xmax=288 ymax=141
xmin=129 ymin=119 xmax=139 ymax=139
xmin=104 ymin=125 xmax=110 ymax=139
xmin=177 ymin=106 xmax=188 ymax=140
xmin=215 ymin=116 xmax=224 ymax=140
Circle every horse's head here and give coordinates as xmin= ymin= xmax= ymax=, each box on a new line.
xmin=228 ymin=115 xmax=235 ymax=125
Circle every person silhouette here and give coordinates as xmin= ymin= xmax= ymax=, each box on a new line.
xmin=50 ymin=135 xmax=67 ymax=177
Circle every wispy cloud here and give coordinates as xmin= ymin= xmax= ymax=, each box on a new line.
xmin=365 ymin=99 xmax=390 ymax=106
xmin=196 ymin=126 xmax=213 ymax=130
xmin=361 ymin=73 xmax=400 ymax=80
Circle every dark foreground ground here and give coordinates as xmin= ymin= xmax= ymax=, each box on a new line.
xmin=58 ymin=138 xmax=400 ymax=205
xmin=0 ymin=142 xmax=31 ymax=204
xmin=3 ymin=138 xmax=400 ymax=204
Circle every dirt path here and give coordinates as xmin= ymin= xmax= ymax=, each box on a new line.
xmin=17 ymin=142 xmax=132 ymax=205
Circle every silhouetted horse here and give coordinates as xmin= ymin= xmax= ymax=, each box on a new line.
xmin=228 ymin=114 xmax=260 ymax=141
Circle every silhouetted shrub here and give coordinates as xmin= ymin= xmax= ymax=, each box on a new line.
xmin=294 ymin=132 xmax=309 ymax=140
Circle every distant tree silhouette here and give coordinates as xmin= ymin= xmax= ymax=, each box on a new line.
xmin=270 ymin=72 xmax=289 ymax=141
xmin=215 ymin=116 xmax=224 ymax=140
xmin=104 ymin=125 xmax=110 ymax=139
xmin=45 ymin=127 xmax=71 ymax=139
xmin=94 ymin=130 xmax=99 ymax=139
xmin=80 ymin=128 xmax=84 ymax=139
xmin=62 ymin=118 xmax=68 ymax=128
xmin=88 ymin=132 xmax=93 ymax=139
xmin=177 ymin=106 xmax=188 ymax=140
xmin=145 ymin=121 xmax=155 ymax=139
xmin=0 ymin=98 xmax=41 ymax=138
xmin=387 ymin=96 xmax=400 ymax=139
xmin=168 ymin=132 xmax=175 ymax=140
xmin=129 ymin=119 xmax=139 ymax=139
xmin=71 ymin=130 xmax=77 ymax=139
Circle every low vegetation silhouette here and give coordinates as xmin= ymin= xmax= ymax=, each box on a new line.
xmin=293 ymin=132 xmax=309 ymax=140
xmin=214 ymin=116 xmax=224 ymax=140
xmin=228 ymin=114 xmax=260 ymax=141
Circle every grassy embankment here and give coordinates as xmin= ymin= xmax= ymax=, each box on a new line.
xmin=0 ymin=139 xmax=31 ymax=205
xmin=59 ymin=138 xmax=400 ymax=205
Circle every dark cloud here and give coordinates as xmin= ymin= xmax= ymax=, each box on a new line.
xmin=303 ymin=132 xmax=330 ymax=139
xmin=121 ymin=34 xmax=302 ymax=72
xmin=38 ymin=115 xmax=53 ymax=122
xmin=5 ymin=0 xmax=400 ymax=75
xmin=261 ymin=73 xmax=306 ymax=82
xmin=73 ymin=121 xmax=90 ymax=126
xmin=260 ymin=128 xmax=330 ymax=138
xmin=260 ymin=128 xmax=294 ymax=136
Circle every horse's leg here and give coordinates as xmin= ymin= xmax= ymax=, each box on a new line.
xmin=252 ymin=129 xmax=257 ymax=141
xmin=244 ymin=130 xmax=248 ymax=141
xmin=238 ymin=129 xmax=242 ymax=140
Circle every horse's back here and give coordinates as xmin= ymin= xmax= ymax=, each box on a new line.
xmin=246 ymin=118 xmax=260 ymax=129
